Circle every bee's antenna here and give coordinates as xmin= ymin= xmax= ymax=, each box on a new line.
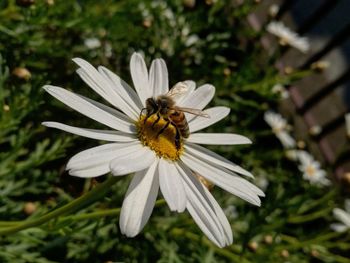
xmin=140 ymin=108 xmax=147 ymax=119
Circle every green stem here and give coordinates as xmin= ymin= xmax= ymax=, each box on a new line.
xmin=287 ymin=206 xmax=333 ymax=224
xmin=281 ymin=231 xmax=345 ymax=250
xmin=58 ymin=199 xmax=166 ymax=223
xmin=322 ymin=241 xmax=350 ymax=250
xmin=297 ymin=189 xmax=337 ymax=214
xmin=322 ymin=254 xmax=350 ymax=263
xmin=240 ymin=70 xmax=312 ymax=91
xmin=0 ymin=176 xmax=120 ymax=235
xmin=0 ymin=221 xmax=20 ymax=227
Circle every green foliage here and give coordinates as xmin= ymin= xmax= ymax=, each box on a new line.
xmin=0 ymin=0 xmax=349 ymax=262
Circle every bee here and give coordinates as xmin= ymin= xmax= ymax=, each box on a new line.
xmin=141 ymin=82 xmax=210 ymax=149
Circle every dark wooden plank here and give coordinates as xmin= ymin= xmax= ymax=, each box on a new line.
xmin=275 ymin=0 xmax=295 ymax=20
xmin=319 ymin=123 xmax=349 ymax=164
xmin=302 ymin=24 xmax=350 ymax=69
xmin=335 ymin=161 xmax=350 ymax=183
xmin=254 ymin=0 xmax=350 ymax=179
xmin=303 ymin=90 xmax=347 ymax=129
xmin=288 ymin=75 xmax=324 ymax=110
xmin=278 ymin=0 xmax=350 ymax=69
xmin=296 ymin=0 xmax=340 ymax=34
xmin=278 ymin=98 xmax=326 ymax=163
xmin=300 ymin=70 xmax=350 ymax=113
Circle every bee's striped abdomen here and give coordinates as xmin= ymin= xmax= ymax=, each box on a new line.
xmin=170 ymin=111 xmax=189 ymax=138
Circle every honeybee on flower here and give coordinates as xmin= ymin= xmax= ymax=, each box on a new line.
xmin=43 ymin=52 xmax=264 ymax=247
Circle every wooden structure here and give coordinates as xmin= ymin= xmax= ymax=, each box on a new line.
xmin=247 ymin=0 xmax=350 ymax=182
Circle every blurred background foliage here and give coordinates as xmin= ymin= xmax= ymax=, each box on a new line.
xmin=0 ymin=0 xmax=349 ymax=262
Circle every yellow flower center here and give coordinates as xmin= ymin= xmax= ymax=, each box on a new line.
xmin=136 ymin=114 xmax=183 ymax=160
xmin=306 ymin=165 xmax=316 ymax=177
xmin=279 ymin=38 xmax=288 ymax=46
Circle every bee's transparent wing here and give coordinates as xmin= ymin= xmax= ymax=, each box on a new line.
xmin=166 ymin=82 xmax=191 ymax=100
xmin=176 ymin=107 xmax=210 ymax=118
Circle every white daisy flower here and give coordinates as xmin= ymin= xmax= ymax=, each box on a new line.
xmin=285 ymin=149 xmax=298 ymax=161
xmin=266 ymin=21 xmax=310 ymax=53
xmin=296 ymin=151 xmax=330 ymax=186
xmin=331 ymin=199 xmax=350 ymax=232
xmin=255 ymin=175 xmax=269 ymax=192
xmin=84 ymin=38 xmax=101 ymax=49
xmin=268 ymin=4 xmax=280 ymax=18
xmin=43 ymin=52 xmax=264 ymax=247
xmin=271 ymin=83 xmax=289 ymax=99
xmin=264 ymin=111 xmax=296 ymax=149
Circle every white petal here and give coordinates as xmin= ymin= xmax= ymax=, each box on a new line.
xmin=98 ymin=66 xmax=143 ymax=116
xmin=201 ymin=181 xmax=233 ymax=246
xmin=189 ymin=107 xmax=230 ymax=133
xmin=185 ymin=143 xmax=253 ymax=178
xmin=66 ymin=143 xmax=137 ymax=178
xmin=130 ymin=52 xmax=152 ymax=106
xmin=68 ymin=164 xmax=110 ymax=178
xmin=333 ymin=208 xmax=350 ymax=227
xmin=73 ymin=58 xmax=138 ymax=119
xmin=44 ymin=85 xmax=135 ymax=134
xmin=180 ymin=163 xmax=233 ymax=245
xmin=66 ymin=142 xmax=139 ymax=171
xmin=182 ymin=153 xmax=264 ymax=206
xmin=297 ymin=151 xmax=313 ymax=165
xmin=179 ymin=84 xmax=215 ymax=121
xmin=158 ymin=159 xmax=186 ymax=212
xmin=42 ymin=122 xmax=137 ymax=142
xmin=82 ymin=94 xmax=134 ymax=123
xmin=109 ymin=146 xmax=156 ymax=176
xmin=179 ymin=84 xmax=215 ymax=109
xmin=149 ymin=58 xmax=169 ymax=96
xmin=72 ymin=58 xmax=110 ymax=95
xmin=174 ymin=80 xmax=196 ymax=104
xmin=176 ymin=163 xmax=228 ymax=247
xmin=187 ymin=133 xmax=252 ymax=145
xmin=345 ymin=199 xmax=350 ymax=213
xmin=76 ymin=67 xmax=137 ymax=120
xmin=120 ymin=160 xmax=159 ymax=237
xmin=330 ymin=223 xmax=348 ymax=232
xmin=276 ymin=132 xmax=296 ymax=148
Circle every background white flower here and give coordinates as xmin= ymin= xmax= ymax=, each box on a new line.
xmin=331 ymin=199 xmax=350 ymax=232
xmin=43 ymin=52 xmax=264 ymax=247
xmin=296 ymin=151 xmax=330 ymax=186
xmin=266 ymin=21 xmax=310 ymax=53
xmin=271 ymin=83 xmax=289 ymax=99
xmin=264 ymin=111 xmax=296 ymax=148
xmin=268 ymin=4 xmax=280 ymax=17
xmin=84 ymin=38 xmax=101 ymax=49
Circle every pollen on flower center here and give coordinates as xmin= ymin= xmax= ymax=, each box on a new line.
xmin=136 ymin=114 xmax=183 ymax=160
xmin=306 ymin=165 xmax=316 ymax=176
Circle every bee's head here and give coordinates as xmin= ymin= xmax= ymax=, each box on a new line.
xmin=159 ymin=98 xmax=168 ymax=108
xmin=145 ymin=98 xmax=158 ymax=115
xmin=157 ymin=96 xmax=174 ymax=115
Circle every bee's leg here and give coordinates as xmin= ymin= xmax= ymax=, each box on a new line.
xmin=140 ymin=108 xmax=153 ymax=124
xmin=152 ymin=113 xmax=161 ymax=128
xmin=156 ymin=120 xmax=170 ymax=138
xmin=140 ymin=108 xmax=147 ymax=119
xmin=174 ymin=127 xmax=181 ymax=150
xmin=172 ymin=121 xmax=182 ymax=150
xmin=143 ymin=111 xmax=155 ymax=124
